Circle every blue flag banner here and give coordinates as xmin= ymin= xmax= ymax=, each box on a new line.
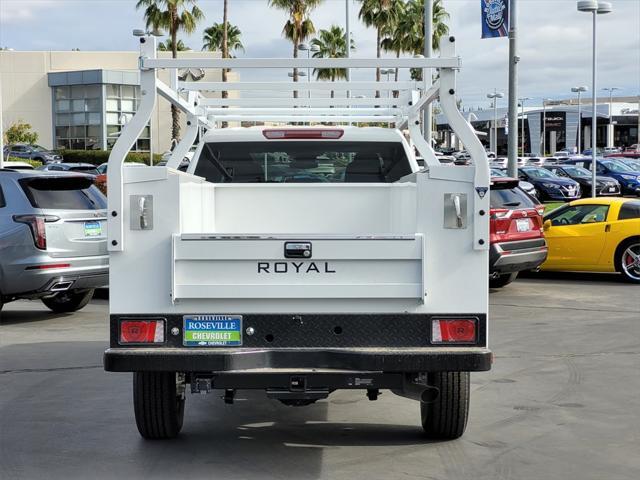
xmin=481 ymin=0 xmax=509 ymax=39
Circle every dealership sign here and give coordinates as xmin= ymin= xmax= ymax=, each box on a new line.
xmin=481 ymin=0 xmax=509 ymax=38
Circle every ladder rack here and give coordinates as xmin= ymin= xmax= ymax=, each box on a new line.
xmin=107 ymin=34 xmax=489 ymax=253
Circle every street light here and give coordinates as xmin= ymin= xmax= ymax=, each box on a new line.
xmin=571 ymin=86 xmax=588 ymax=153
xmin=487 ymin=90 xmax=504 ymax=154
xmin=602 ymin=87 xmax=620 ymax=148
xmin=298 ymin=43 xmax=320 ymax=99
xmin=541 ymin=98 xmax=553 ymax=156
xmin=578 ymin=1 xmax=612 ymax=197
xmin=518 ymin=97 xmax=531 ymax=155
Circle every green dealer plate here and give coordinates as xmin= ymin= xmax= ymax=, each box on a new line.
xmin=183 ymin=315 xmax=242 ymax=347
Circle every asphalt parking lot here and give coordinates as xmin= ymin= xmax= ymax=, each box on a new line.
xmin=1 ymin=274 xmax=639 ymax=480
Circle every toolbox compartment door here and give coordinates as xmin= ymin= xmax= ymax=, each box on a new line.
xmin=172 ymin=234 xmax=424 ymax=301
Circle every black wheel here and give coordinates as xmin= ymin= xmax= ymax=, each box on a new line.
xmin=489 ymin=272 xmax=518 ymax=288
xmin=615 ymin=238 xmax=640 ymax=284
xmin=421 ymin=372 xmax=470 ymax=440
xmin=134 ymin=372 xmax=185 ymax=439
xmin=41 ymin=288 xmax=94 ymax=313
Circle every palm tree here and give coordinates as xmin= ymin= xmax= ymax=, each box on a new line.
xmin=405 ymin=0 xmax=449 ymax=80
xmin=358 ymin=0 xmax=400 ymax=98
xmin=202 ymin=23 xmax=244 ymax=55
xmin=310 ymin=26 xmax=354 ymax=98
xmin=202 ymin=22 xmax=244 ymax=101
xmin=158 ymin=38 xmax=191 ymax=51
xmin=136 ymin=0 xmax=204 ymax=141
xmin=380 ymin=0 xmax=409 ymax=83
xmin=269 ymin=0 xmax=323 ymax=98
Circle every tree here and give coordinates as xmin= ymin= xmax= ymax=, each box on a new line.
xmin=136 ymin=0 xmax=204 ymax=142
xmin=269 ymin=0 xmax=323 ymax=98
xmin=405 ymin=0 xmax=449 ymax=81
xmin=380 ymin=0 xmax=409 ymax=83
xmin=358 ymin=0 xmax=400 ymax=98
xmin=202 ymin=22 xmax=244 ymax=98
xmin=158 ymin=38 xmax=191 ymax=51
xmin=4 ymin=121 xmax=38 ymax=145
xmin=310 ymin=25 xmax=355 ymax=98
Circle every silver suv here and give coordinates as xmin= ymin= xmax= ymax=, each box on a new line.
xmin=0 ymin=169 xmax=108 ymax=313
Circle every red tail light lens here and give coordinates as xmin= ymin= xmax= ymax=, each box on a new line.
xmin=432 ymin=318 xmax=477 ymax=343
xmin=119 ymin=320 xmax=165 ymax=344
xmin=262 ymin=129 xmax=344 ymax=140
xmin=13 ymin=215 xmax=59 ymax=250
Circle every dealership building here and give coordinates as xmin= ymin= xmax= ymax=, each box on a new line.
xmin=436 ymin=97 xmax=640 ymax=155
xmin=0 ymin=50 xmax=227 ymax=155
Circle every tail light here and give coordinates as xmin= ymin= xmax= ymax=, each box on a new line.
xmin=119 ymin=319 xmax=165 ymax=344
xmin=432 ymin=318 xmax=477 ymax=343
xmin=262 ymin=129 xmax=344 ymax=140
xmin=536 ymin=206 xmax=545 ymax=216
xmin=490 ymin=208 xmax=512 ymax=235
xmin=13 ymin=215 xmax=59 ymax=250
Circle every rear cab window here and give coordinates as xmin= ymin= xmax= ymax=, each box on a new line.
xmin=490 ymin=187 xmax=537 ymax=210
xmin=19 ymin=176 xmax=106 ymax=210
xmin=193 ymin=141 xmax=412 ymax=183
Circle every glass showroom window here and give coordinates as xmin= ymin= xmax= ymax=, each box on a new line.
xmin=106 ymin=84 xmax=150 ymax=151
xmin=53 ymin=85 xmax=103 ymax=150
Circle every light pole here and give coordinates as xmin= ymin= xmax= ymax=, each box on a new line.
xmin=578 ymin=0 xmax=612 ymax=198
xmin=602 ymin=86 xmax=620 ymax=148
xmin=381 ymin=69 xmax=396 ymax=127
xmin=518 ymin=97 xmax=530 ymax=155
xmin=487 ymin=90 xmax=504 ymax=154
xmin=298 ymin=43 xmax=320 ymax=99
xmin=541 ymin=98 xmax=553 ymax=156
xmin=571 ymin=86 xmax=588 ymax=153
xmin=507 ymin=0 xmax=519 ymax=178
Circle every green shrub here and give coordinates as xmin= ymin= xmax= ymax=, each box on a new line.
xmin=58 ymin=150 xmax=163 ymax=165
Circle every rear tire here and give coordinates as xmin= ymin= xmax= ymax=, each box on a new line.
xmin=41 ymin=288 xmax=94 ymax=313
xmin=489 ymin=272 xmax=518 ymax=288
xmin=615 ymin=238 xmax=640 ymax=284
xmin=133 ymin=372 xmax=185 ymax=439
xmin=421 ymin=372 xmax=470 ymax=440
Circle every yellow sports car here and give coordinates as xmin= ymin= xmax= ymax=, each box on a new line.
xmin=541 ymin=198 xmax=640 ymax=283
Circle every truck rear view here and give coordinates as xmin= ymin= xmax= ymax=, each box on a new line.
xmin=104 ymin=35 xmax=491 ymax=440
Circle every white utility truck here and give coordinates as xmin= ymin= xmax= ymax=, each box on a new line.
xmin=104 ymin=34 xmax=491 ymax=440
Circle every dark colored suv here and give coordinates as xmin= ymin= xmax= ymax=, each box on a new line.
xmin=489 ymin=177 xmax=548 ymax=288
xmin=3 ymin=144 xmax=63 ymax=164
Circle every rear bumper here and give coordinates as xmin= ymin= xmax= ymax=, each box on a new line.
xmin=2 ymin=254 xmax=108 ymax=296
xmin=105 ymin=313 xmax=490 ymax=373
xmin=104 ymin=347 xmax=492 ymax=373
xmin=490 ymin=238 xmax=548 ymax=274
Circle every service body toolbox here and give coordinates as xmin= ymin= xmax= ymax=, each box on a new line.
xmin=104 ymin=34 xmax=492 ymax=440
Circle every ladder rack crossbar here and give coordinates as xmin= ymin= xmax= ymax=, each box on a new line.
xmin=182 ymin=81 xmax=419 ymax=92
xmin=143 ymin=57 xmax=461 ymax=70
xmin=198 ymin=97 xmax=409 ymax=107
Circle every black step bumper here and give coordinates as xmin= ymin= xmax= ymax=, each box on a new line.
xmin=104 ymin=347 xmax=492 ymax=372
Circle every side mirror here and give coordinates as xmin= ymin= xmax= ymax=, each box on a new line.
xmin=543 ymin=220 xmax=552 ymax=231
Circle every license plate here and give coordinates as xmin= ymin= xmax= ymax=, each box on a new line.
xmin=84 ymin=221 xmax=102 ymax=237
xmin=516 ymin=219 xmax=531 ymax=232
xmin=183 ymin=315 xmax=242 ymax=347
xmin=608 ymin=187 xmax=615 ymax=192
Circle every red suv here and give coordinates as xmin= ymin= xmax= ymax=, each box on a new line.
xmin=489 ymin=177 xmax=548 ymax=288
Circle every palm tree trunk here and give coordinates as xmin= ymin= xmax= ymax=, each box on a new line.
xmin=375 ymin=28 xmax=381 ymax=98
xmin=170 ymin=11 xmax=180 ymax=142
xmin=293 ymin=41 xmax=299 ymax=99
xmin=222 ymin=0 xmax=228 ymax=99
xmin=331 ymin=72 xmax=335 ymax=99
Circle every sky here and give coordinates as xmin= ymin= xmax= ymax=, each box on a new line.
xmin=1 ymin=0 xmax=639 ymax=109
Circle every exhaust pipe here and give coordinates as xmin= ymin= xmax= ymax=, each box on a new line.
xmin=392 ymin=376 xmax=439 ymax=403
xmin=50 ymin=281 xmax=74 ymax=292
